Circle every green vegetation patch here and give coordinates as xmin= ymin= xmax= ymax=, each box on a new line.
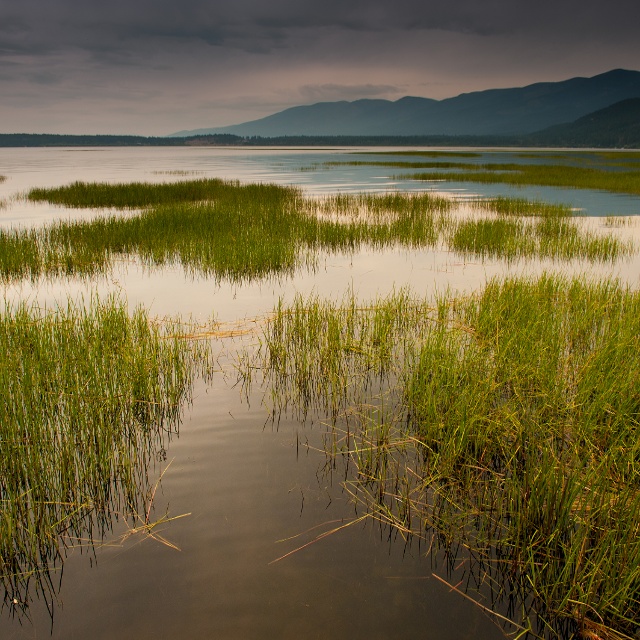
xmin=472 ymin=196 xmax=574 ymax=217
xmin=451 ymin=215 xmax=629 ymax=262
xmin=0 ymin=298 xmax=210 ymax=608
xmin=351 ymin=150 xmax=482 ymax=158
xmin=324 ymin=160 xmax=481 ymax=169
xmin=408 ymin=162 xmax=640 ymax=195
xmin=9 ymin=182 xmax=452 ymax=282
xmin=7 ymin=181 xmax=630 ymax=283
xmin=241 ymin=277 xmax=640 ymax=638
xmin=28 ymin=178 xmax=238 ymax=208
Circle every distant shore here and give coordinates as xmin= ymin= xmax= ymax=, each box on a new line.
xmin=1 ymin=133 xmax=638 ymax=149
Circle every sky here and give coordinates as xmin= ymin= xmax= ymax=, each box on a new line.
xmin=1 ymin=0 xmax=639 ymax=136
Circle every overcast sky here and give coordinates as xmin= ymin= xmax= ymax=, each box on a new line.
xmin=2 ymin=0 xmax=639 ymax=135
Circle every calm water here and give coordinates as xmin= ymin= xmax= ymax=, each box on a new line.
xmin=1 ymin=147 xmax=639 ymax=639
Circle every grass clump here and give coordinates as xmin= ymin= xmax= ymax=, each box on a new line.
xmin=27 ymin=178 xmax=237 ymax=208
xmin=241 ymin=277 xmax=640 ymax=638
xmin=0 ymin=297 xmax=210 ymax=610
xmin=450 ymin=197 xmax=633 ymax=262
xmin=450 ymin=216 xmax=631 ymax=262
xmin=6 ymin=182 xmax=452 ymax=282
xmin=405 ymin=276 xmax=640 ymax=637
xmin=351 ymin=151 xmax=482 ymax=158
xmin=324 ymin=160 xmax=481 ymax=170
xmin=408 ymin=163 xmax=640 ymax=196
xmin=5 ymin=180 xmax=632 ymax=282
xmin=472 ymin=196 xmax=574 ymax=218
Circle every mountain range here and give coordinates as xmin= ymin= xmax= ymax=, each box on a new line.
xmin=172 ymin=69 xmax=640 ymax=138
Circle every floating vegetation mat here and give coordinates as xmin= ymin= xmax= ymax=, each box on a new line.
xmin=1 ymin=180 xmax=631 ymax=282
xmin=0 ymin=297 xmax=211 ymax=613
xmin=238 ymin=276 xmax=640 ymax=639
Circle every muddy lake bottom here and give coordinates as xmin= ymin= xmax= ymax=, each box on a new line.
xmin=1 ymin=147 xmax=640 ymax=639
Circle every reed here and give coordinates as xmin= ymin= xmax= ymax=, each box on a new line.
xmin=449 ymin=216 xmax=632 ymax=262
xmin=239 ymin=277 xmax=640 ymax=638
xmin=7 ymin=182 xmax=631 ymax=282
xmin=324 ymin=160 xmax=481 ymax=169
xmin=351 ymin=151 xmax=482 ymax=158
xmin=450 ymin=196 xmax=633 ymax=263
xmin=7 ymin=183 xmax=454 ymax=282
xmin=408 ymin=163 xmax=640 ymax=196
xmin=471 ymin=196 xmax=574 ymax=218
xmin=27 ymin=178 xmax=238 ymax=208
xmin=0 ymin=297 xmax=210 ymax=610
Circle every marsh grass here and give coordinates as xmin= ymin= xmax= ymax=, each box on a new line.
xmin=407 ymin=163 xmax=640 ymax=196
xmin=324 ymin=160 xmax=481 ymax=170
xmin=351 ymin=151 xmax=482 ymax=158
xmin=450 ymin=216 xmax=631 ymax=262
xmin=471 ymin=196 xmax=574 ymax=218
xmin=449 ymin=197 xmax=634 ymax=262
xmin=6 ymin=182 xmax=632 ymax=282
xmin=7 ymin=182 xmax=454 ymax=282
xmin=603 ymin=216 xmax=637 ymax=227
xmin=0 ymin=297 xmax=210 ymax=611
xmin=27 ymin=178 xmax=237 ymax=208
xmin=239 ymin=277 xmax=640 ymax=638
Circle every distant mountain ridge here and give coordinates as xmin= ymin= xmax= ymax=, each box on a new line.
xmin=172 ymin=69 xmax=640 ymax=138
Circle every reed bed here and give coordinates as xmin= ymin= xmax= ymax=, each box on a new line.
xmin=471 ymin=197 xmax=574 ymax=218
xmin=239 ymin=277 xmax=640 ymax=638
xmin=324 ymin=160 xmax=482 ymax=169
xmin=408 ymin=163 xmax=640 ymax=196
xmin=9 ymin=183 xmax=453 ymax=281
xmin=603 ymin=216 xmax=637 ymax=227
xmin=351 ymin=151 xmax=482 ymax=158
xmin=450 ymin=216 xmax=631 ymax=262
xmin=450 ymin=196 xmax=633 ymax=262
xmin=0 ymin=297 xmax=210 ymax=611
xmin=27 ymin=178 xmax=239 ymax=208
xmin=5 ymin=182 xmax=631 ymax=282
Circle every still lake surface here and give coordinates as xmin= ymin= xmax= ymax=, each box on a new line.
xmin=1 ymin=147 xmax=639 ymax=639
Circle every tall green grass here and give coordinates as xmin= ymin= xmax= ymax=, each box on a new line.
xmin=28 ymin=178 xmax=236 ymax=208
xmin=240 ymin=278 xmax=640 ymax=638
xmin=450 ymin=216 xmax=631 ymax=262
xmin=450 ymin=196 xmax=633 ymax=263
xmin=7 ymin=182 xmax=453 ymax=282
xmin=324 ymin=160 xmax=481 ymax=169
xmin=351 ymin=151 xmax=482 ymax=158
xmin=7 ymin=181 xmax=631 ymax=282
xmin=408 ymin=163 xmax=640 ymax=196
xmin=0 ymin=298 xmax=210 ymax=610
xmin=471 ymin=196 xmax=574 ymax=218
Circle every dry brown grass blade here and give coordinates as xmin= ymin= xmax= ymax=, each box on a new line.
xmin=268 ymin=515 xmax=369 ymax=565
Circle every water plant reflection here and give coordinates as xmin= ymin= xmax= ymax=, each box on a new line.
xmin=0 ymin=297 xmax=210 ymax=617
xmin=239 ymin=278 xmax=640 ymax=639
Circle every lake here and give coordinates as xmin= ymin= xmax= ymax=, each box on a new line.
xmin=1 ymin=146 xmax=639 ymax=639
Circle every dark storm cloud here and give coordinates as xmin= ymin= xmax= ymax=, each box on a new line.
xmin=2 ymin=0 xmax=639 ymax=56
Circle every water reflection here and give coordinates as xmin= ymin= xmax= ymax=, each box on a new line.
xmin=1 ymin=148 xmax=639 ymax=639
